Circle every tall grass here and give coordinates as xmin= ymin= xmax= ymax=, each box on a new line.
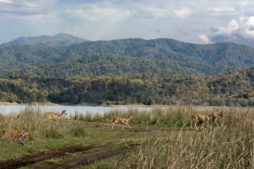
xmin=115 ymin=108 xmax=254 ymax=169
xmin=72 ymin=106 xmax=230 ymax=128
xmin=1 ymin=106 xmax=254 ymax=168
xmin=0 ymin=107 xmax=87 ymax=139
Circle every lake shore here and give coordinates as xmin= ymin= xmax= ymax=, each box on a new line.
xmin=0 ymin=102 xmax=59 ymax=106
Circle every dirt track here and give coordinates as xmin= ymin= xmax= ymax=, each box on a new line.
xmin=0 ymin=126 xmax=191 ymax=169
xmin=0 ymin=144 xmax=101 ymax=169
xmin=47 ymin=144 xmax=140 ymax=169
xmin=0 ymin=142 xmax=139 ymax=169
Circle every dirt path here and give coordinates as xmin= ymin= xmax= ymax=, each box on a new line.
xmin=0 ymin=144 xmax=101 ymax=169
xmin=0 ymin=143 xmax=140 ymax=169
xmin=0 ymin=132 xmax=137 ymax=169
xmin=47 ymin=144 xmax=140 ymax=169
xmin=0 ymin=126 xmax=191 ymax=169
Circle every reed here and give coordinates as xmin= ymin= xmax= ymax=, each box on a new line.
xmin=115 ymin=108 xmax=254 ymax=169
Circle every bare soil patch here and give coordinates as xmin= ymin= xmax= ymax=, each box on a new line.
xmin=0 ymin=144 xmax=101 ymax=169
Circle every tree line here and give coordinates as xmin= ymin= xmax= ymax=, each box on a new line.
xmin=1 ymin=70 xmax=254 ymax=106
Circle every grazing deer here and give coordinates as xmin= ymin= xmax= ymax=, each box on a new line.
xmin=111 ymin=116 xmax=133 ymax=129
xmin=191 ymin=113 xmax=215 ymax=130
xmin=44 ymin=110 xmax=67 ymax=120
xmin=0 ymin=129 xmax=29 ymax=145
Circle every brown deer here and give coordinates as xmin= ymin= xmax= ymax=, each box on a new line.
xmin=0 ymin=129 xmax=29 ymax=145
xmin=191 ymin=113 xmax=215 ymax=130
xmin=111 ymin=116 xmax=133 ymax=129
xmin=44 ymin=110 xmax=67 ymax=120
xmin=210 ymin=112 xmax=223 ymax=125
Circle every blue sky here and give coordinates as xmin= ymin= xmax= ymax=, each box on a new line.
xmin=0 ymin=0 xmax=254 ymax=45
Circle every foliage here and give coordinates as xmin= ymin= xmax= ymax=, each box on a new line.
xmin=1 ymin=39 xmax=254 ymax=77
xmin=2 ymin=67 xmax=254 ymax=106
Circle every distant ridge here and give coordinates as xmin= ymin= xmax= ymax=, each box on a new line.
xmin=3 ymin=33 xmax=88 ymax=46
xmin=1 ymin=37 xmax=254 ymax=78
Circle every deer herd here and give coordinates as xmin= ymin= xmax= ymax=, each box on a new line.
xmin=0 ymin=109 xmax=224 ymax=145
xmin=0 ymin=109 xmax=68 ymax=145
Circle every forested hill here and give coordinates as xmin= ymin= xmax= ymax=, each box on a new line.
xmin=2 ymin=33 xmax=87 ymax=47
xmin=1 ymin=67 xmax=254 ymax=106
xmin=1 ymin=37 xmax=254 ymax=78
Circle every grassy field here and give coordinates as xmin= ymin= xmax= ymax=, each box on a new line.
xmin=0 ymin=106 xmax=254 ymax=168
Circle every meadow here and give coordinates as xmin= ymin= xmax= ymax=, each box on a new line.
xmin=0 ymin=106 xmax=253 ymax=168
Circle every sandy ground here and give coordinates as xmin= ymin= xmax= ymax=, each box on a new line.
xmin=0 ymin=102 xmax=18 ymax=105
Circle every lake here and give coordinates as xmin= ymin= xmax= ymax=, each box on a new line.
xmin=0 ymin=105 xmax=151 ymax=116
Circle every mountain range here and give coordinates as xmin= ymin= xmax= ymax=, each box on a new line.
xmin=1 ymin=33 xmax=254 ymax=78
xmin=2 ymin=33 xmax=87 ymax=47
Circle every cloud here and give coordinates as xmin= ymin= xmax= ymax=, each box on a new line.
xmin=203 ymin=16 xmax=254 ymax=47
xmin=0 ymin=1 xmax=43 ymax=18
xmin=174 ymin=8 xmax=192 ymax=17
xmin=62 ymin=3 xmax=131 ymax=21
xmin=1 ymin=0 xmax=254 ymax=44
xmin=208 ymin=6 xmax=235 ymax=13
xmin=199 ymin=35 xmax=212 ymax=43
xmin=0 ymin=0 xmax=12 ymax=4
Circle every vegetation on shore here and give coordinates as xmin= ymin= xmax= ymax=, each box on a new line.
xmin=1 ymin=68 xmax=254 ymax=106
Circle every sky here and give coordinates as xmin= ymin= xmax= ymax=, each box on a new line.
xmin=0 ymin=0 xmax=254 ymax=46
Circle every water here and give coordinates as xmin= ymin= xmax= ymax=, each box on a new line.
xmin=0 ymin=105 xmax=151 ymax=116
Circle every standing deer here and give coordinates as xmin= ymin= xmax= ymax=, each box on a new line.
xmin=191 ymin=113 xmax=215 ymax=130
xmin=111 ymin=116 xmax=133 ymax=129
xmin=44 ymin=110 xmax=67 ymax=120
xmin=0 ymin=129 xmax=29 ymax=145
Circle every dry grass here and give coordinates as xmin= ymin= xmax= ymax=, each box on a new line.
xmin=0 ymin=107 xmax=87 ymax=139
xmin=1 ymin=106 xmax=254 ymax=168
xmin=78 ymin=106 xmax=254 ymax=169
xmin=114 ymin=107 xmax=254 ymax=169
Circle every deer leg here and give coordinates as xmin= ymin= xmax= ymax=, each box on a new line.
xmin=18 ymin=138 xmax=24 ymax=145
xmin=111 ymin=122 xmax=115 ymax=129
xmin=195 ymin=122 xmax=198 ymax=130
xmin=126 ymin=123 xmax=131 ymax=128
xmin=215 ymin=119 xmax=219 ymax=126
xmin=201 ymin=121 xmax=205 ymax=129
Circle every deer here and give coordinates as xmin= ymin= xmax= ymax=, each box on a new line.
xmin=0 ymin=129 xmax=29 ymax=145
xmin=44 ymin=110 xmax=67 ymax=120
xmin=191 ymin=113 xmax=215 ymax=130
xmin=210 ymin=112 xmax=223 ymax=126
xmin=111 ymin=115 xmax=133 ymax=129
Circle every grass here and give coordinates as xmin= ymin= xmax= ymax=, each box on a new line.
xmin=1 ymin=106 xmax=254 ymax=168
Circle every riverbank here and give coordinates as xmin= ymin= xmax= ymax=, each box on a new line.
xmin=0 ymin=106 xmax=253 ymax=168
xmin=0 ymin=102 xmax=18 ymax=105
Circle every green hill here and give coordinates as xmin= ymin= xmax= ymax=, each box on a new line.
xmin=3 ymin=33 xmax=87 ymax=47
xmin=1 ymin=67 xmax=254 ymax=106
xmin=1 ymin=38 xmax=254 ymax=78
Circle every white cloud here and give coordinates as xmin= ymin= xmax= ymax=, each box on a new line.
xmin=208 ymin=7 xmax=235 ymax=13
xmin=199 ymin=35 xmax=212 ymax=43
xmin=242 ymin=16 xmax=254 ymax=37
xmin=205 ymin=16 xmax=254 ymax=47
xmin=64 ymin=4 xmax=130 ymax=21
xmin=216 ymin=19 xmax=240 ymax=35
xmin=173 ymin=8 xmax=191 ymax=17
xmin=135 ymin=5 xmax=171 ymax=18
xmin=0 ymin=0 xmax=12 ymax=4
xmin=1 ymin=0 xmax=254 ymax=44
